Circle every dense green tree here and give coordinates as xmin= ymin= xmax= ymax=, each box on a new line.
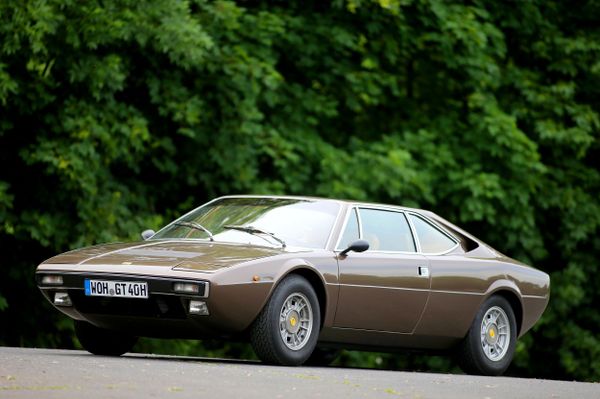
xmin=0 ymin=0 xmax=598 ymax=381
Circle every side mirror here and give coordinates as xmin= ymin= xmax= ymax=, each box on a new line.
xmin=141 ymin=229 xmax=155 ymax=240
xmin=339 ymin=239 xmax=369 ymax=257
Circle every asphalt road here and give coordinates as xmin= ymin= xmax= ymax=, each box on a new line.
xmin=0 ymin=347 xmax=598 ymax=399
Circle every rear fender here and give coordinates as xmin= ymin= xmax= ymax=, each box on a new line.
xmin=481 ymin=279 xmax=524 ymax=336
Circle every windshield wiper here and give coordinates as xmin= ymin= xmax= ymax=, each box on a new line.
xmin=223 ymin=225 xmax=286 ymax=248
xmin=174 ymin=221 xmax=214 ymax=241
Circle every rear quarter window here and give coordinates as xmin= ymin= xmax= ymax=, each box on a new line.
xmin=409 ymin=214 xmax=457 ymax=254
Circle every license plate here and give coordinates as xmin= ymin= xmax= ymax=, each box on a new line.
xmin=84 ymin=279 xmax=148 ymax=299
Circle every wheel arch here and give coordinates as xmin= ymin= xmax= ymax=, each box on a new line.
xmin=485 ymin=281 xmax=524 ymax=336
xmin=491 ymin=290 xmax=523 ymax=337
xmin=279 ymin=266 xmax=328 ymax=330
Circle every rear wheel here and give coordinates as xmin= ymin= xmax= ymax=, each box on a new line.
xmin=75 ymin=320 xmax=138 ymax=356
xmin=250 ymin=275 xmax=321 ymax=366
xmin=456 ymin=296 xmax=517 ymax=376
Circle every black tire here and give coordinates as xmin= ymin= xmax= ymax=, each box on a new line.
xmin=250 ymin=275 xmax=321 ymax=366
xmin=75 ymin=320 xmax=138 ymax=356
xmin=304 ymin=347 xmax=340 ymax=366
xmin=456 ymin=296 xmax=517 ymax=376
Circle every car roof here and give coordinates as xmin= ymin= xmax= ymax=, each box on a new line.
xmin=216 ymin=194 xmax=427 ymax=214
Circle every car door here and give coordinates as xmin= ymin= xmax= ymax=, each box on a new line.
xmin=406 ymin=213 xmax=487 ymax=337
xmin=333 ymin=207 xmax=431 ymax=334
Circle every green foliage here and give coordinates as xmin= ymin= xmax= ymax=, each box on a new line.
xmin=0 ymin=0 xmax=599 ymax=381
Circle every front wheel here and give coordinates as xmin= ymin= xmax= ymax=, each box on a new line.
xmin=250 ymin=275 xmax=321 ymax=366
xmin=456 ymin=296 xmax=517 ymax=376
xmin=75 ymin=320 xmax=138 ymax=356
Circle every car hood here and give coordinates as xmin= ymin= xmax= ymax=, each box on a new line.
xmin=42 ymin=240 xmax=285 ymax=272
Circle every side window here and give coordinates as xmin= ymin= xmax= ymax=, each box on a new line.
xmin=359 ymin=208 xmax=416 ymax=252
xmin=338 ymin=208 xmax=359 ymax=249
xmin=409 ymin=215 xmax=457 ymax=253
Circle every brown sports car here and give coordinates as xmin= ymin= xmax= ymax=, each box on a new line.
xmin=36 ymin=195 xmax=550 ymax=375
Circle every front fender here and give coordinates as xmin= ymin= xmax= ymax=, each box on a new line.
xmin=206 ymin=253 xmax=336 ymax=332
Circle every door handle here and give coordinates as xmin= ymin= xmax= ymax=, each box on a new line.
xmin=418 ymin=266 xmax=429 ymax=277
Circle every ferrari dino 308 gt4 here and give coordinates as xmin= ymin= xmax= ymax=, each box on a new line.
xmin=36 ymin=195 xmax=549 ymax=375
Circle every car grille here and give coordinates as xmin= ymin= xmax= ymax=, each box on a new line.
xmin=70 ymin=291 xmax=187 ymax=319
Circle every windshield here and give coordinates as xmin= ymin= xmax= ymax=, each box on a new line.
xmin=152 ymin=197 xmax=341 ymax=249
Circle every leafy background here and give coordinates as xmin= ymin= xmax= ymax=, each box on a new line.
xmin=1 ymin=0 xmax=599 ymax=381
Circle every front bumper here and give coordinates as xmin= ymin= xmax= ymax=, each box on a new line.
xmin=35 ymin=271 xmax=221 ymax=338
